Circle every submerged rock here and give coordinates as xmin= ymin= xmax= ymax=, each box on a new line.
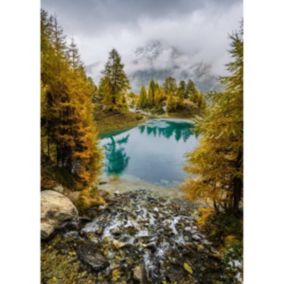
xmin=41 ymin=190 xmax=78 ymax=239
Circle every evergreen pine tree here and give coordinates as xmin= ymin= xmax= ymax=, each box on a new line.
xmin=178 ymin=80 xmax=187 ymax=97
xmin=185 ymin=79 xmax=206 ymax=113
xmin=137 ymin=86 xmax=147 ymax=109
xmin=148 ymin=80 xmax=157 ymax=107
xmin=154 ymin=83 xmax=165 ymax=112
xmin=100 ymin=49 xmax=130 ymax=112
xmin=163 ymin=77 xmax=177 ymax=96
xmin=68 ymin=38 xmax=82 ymax=69
xmin=187 ymin=80 xmax=199 ymax=102
xmin=177 ymin=80 xmax=186 ymax=107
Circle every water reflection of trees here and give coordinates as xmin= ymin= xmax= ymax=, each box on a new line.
xmin=138 ymin=121 xmax=195 ymax=142
xmin=103 ymin=134 xmax=130 ymax=175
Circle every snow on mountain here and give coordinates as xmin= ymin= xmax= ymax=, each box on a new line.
xmin=86 ymin=40 xmax=220 ymax=93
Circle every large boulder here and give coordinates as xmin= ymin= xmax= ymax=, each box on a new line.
xmin=41 ymin=190 xmax=78 ymax=239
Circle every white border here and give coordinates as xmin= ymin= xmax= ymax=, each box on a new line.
xmin=1 ymin=0 xmax=284 ymax=283
xmin=0 ymin=0 xmax=40 ymax=283
xmin=245 ymin=0 xmax=284 ymax=283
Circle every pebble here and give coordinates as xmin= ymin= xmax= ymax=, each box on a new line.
xmin=43 ymin=189 xmax=225 ymax=283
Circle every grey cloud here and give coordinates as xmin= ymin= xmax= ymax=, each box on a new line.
xmin=42 ymin=0 xmax=241 ymax=35
xmin=41 ymin=0 xmax=243 ymax=88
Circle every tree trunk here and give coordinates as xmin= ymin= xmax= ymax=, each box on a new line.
xmin=47 ymin=136 xmax=50 ymax=158
xmin=232 ymin=177 xmax=242 ymax=214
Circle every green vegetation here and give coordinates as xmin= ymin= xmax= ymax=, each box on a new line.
xmin=137 ymin=86 xmax=147 ymax=109
xmin=90 ymin=49 xmax=146 ymax=134
xmin=94 ymin=108 xmax=145 ymax=135
xmin=134 ymin=76 xmax=206 ymax=117
xmin=98 ymin=49 xmax=130 ymax=112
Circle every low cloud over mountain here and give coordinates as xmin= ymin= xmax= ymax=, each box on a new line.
xmin=87 ymin=40 xmax=220 ymax=92
xmin=43 ymin=0 xmax=242 ymax=92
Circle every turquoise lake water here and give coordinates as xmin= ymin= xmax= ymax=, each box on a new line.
xmin=100 ymin=119 xmax=198 ymax=186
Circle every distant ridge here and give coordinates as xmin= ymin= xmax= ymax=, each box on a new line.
xmin=86 ymin=40 xmax=221 ymax=93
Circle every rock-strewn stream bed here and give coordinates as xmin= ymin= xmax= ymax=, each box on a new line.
xmin=42 ymin=189 xmax=229 ymax=283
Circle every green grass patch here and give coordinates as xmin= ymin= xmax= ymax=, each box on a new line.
xmin=95 ymin=110 xmax=146 ymax=135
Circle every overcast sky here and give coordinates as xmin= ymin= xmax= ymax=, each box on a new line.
xmin=42 ymin=0 xmax=242 ymax=80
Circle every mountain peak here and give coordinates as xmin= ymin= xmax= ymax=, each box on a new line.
xmin=86 ymin=40 xmax=220 ymax=92
xmin=133 ymin=40 xmax=181 ymax=66
xmin=129 ymin=41 xmax=219 ymax=92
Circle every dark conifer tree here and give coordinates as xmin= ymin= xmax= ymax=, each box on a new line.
xmin=163 ymin=77 xmax=177 ymax=96
xmin=148 ymin=80 xmax=156 ymax=106
xmin=100 ymin=49 xmax=130 ymax=111
xmin=137 ymin=85 xmax=147 ymax=108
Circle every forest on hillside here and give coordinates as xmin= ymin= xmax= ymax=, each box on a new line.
xmin=41 ymin=8 xmax=243 ymax=284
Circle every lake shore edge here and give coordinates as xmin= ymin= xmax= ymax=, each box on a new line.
xmin=96 ymin=109 xmax=196 ymax=136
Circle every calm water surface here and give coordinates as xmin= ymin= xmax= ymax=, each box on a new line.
xmin=100 ymin=119 xmax=198 ymax=186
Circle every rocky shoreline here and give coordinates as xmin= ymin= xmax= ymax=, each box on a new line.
xmin=41 ymin=189 xmax=234 ymax=284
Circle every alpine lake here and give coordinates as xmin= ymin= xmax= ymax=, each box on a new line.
xmin=42 ymin=119 xmax=238 ymax=284
xmin=100 ymin=118 xmax=198 ymax=188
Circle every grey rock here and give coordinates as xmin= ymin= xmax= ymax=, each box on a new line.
xmin=77 ymin=242 xmax=109 ymax=272
xmin=41 ymin=190 xmax=78 ymax=239
xmin=192 ymin=234 xmax=201 ymax=241
xmin=112 ymin=239 xmax=127 ymax=249
xmin=133 ymin=264 xmax=144 ymax=283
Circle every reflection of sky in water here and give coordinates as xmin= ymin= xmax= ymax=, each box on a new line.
xmin=100 ymin=119 xmax=198 ymax=187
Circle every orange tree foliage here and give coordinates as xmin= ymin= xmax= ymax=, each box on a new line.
xmin=183 ymin=28 xmax=243 ymax=213
xmin=41 ymin=10 xmax=102 ymax=191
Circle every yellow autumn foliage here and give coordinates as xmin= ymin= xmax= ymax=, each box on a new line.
xmin=41 ymin=10 xmax=102 ymax=192
xmin=224 ymin=235 xmax=239 ymax=248
xmin=77 ymin=187 xmax=106 ymax=210
xmin=183 ymin=28 xmax=243 ymax=213
xmin=183 ymin=262 xmax=193 ymax=274
xmin=196 ymin=208 xmax=214 ymax=227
